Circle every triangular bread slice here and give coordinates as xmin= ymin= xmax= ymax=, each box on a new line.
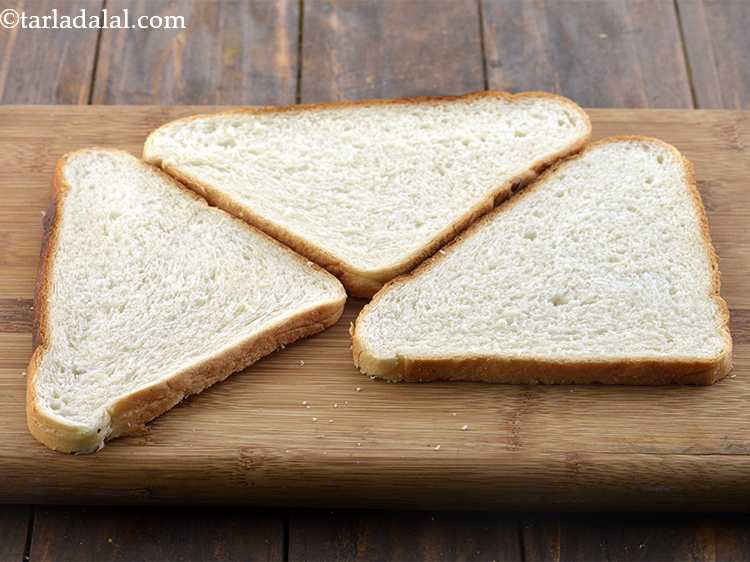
xmin=352 ymin=137 xmax=732 ymax=385
xmin=143 ymin=92 xmax=591 ymax=297
xmin=27 ymin=149 xmax=346 ymax=453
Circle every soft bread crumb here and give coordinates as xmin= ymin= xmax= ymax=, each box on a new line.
xmin=145 ymin=93 xmax=590 ymax=284
xmin=31 ymin=149 xmax=345 ymax=451
xmin=355 ymin=138 xmax=730 ymax=384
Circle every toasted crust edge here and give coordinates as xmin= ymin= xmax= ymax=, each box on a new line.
xmin=26 ymin=148 xmax=347 ymax=453
xmin=143 ymin=91 xmax=592 ymax=297
xmin=352 ymin=136 xmax=733 ymax=385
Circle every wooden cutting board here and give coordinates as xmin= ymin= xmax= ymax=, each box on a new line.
xmin=1 ymin=107 xmax=748 ymax=509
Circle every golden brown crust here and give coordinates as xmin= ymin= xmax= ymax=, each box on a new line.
xmin=26 ymin=148 xmax=347 ymax=453
xmin=144 ymin=91 xmax=592 ymax=297
xmin=352 ymin=136 xmax=733 ymax=385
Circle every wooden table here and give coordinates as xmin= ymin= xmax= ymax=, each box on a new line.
xmin=1 ymin=1 xmax=749 ymax=560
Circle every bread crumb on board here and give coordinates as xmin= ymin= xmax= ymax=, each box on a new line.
xmin=433 ymin=444 xmax=441 ymax=451
xmin=462 ymin=424 xmax=469 ymax=431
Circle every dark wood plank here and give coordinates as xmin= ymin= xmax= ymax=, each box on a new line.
xmin=523 ymin=514 xmax=750 ymax=561
xmin=92 ymin=0 xmax=299 ymax=104
xmin=300 ymin=0 xmax=484 ymax=103
xmin=0 ymin=505 xmax=31 ymax=561
xmin=713 ymin=514 xmax=750 ymax=560
xmin=481 ymin=0 xmax=693 ymax=108
xmin=677 ymin=0 xmax=750 ymax=109
xmin=288 ymin=510 xmax=520 ymax=561
xmin=30 ymin=506 xmax=284 ymax=561
xmin=0 ymin=0 xmax=103 ymax=103
xmin=602 ymin=515 xmax=711 ymax=561
xmin=523 ymin=515 xmax=606 ymax=562
xmin=521 ymin=515 xmax=559 ymax=561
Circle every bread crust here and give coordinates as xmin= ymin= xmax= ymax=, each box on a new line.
xmin=26 ymin=149 xmax=347 ymax=453
xmin=144 ymin=91 xmax=592 ymax=297
xmin=352 ymin=136 xmax=733 ymax=385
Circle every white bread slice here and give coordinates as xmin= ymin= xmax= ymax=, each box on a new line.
xmin=143 ymin=92 xmax=591 ymax=297
xmin=27 ymin=149 xmax=346 ymax=453
xmin=352 ymin=137 xmax=732 ymax=385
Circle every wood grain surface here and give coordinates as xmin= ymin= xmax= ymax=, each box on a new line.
xmin=2 ymin=0 xmax=750 ymax=557
xmin=0 ymin=106 xmax=747 ymax=510
xmin=288 ymin=511 xmax=521 ymax=561
xmin=92 ymin=0 xmax=299 ymax=105
xmin=17 ymin=510 xmax=750 ymax=561
xmin=525 ymin=513 xmax=750 ymax=561
xmin=30 ymin=506 xmax=284 ymax=561
xmin=481 ymin=0 xmax=693 ymax=108
xmin=0 ymin=505 xmax=30 ymax=562
xmin=0 ymin=0 xmax=103 ymax=104
xmin=300 ymin=0 xmax=484 ymax=103
xmin=678 ymin=0 xmax=750 ymax=109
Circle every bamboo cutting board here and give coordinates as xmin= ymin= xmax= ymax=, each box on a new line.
xmin=0 ymin=107 xmax=748 ymax=509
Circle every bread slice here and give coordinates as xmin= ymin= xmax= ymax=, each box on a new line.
xmin=352 ymin=137 xmax=732 ymax=385
xmin=143 ymin=92 xmax=591 ymax=297
xmin=27 ymin=149 xmax=346 ymax=453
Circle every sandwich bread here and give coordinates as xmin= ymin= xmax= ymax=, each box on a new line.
xmin=27 ymin=149 xmax=346 ymax=453
xmin=143 ymin=92 xmax=591 ymax=296
xmin=352 ymin=137 xmax=732 ymax=385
